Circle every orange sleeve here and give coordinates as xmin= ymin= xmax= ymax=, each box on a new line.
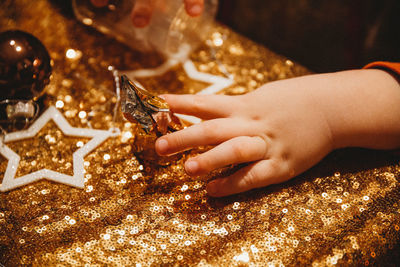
xmin=365 ymin=62 xmax=400 ymax=155
xmin=363 ymin=61 xmax=400 ymax=77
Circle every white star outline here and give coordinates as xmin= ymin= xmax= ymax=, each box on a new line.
xmin=125 ymin=58 xmax=234 ymax=124
xmin=0 ymin=106 xmax=118 ymax=192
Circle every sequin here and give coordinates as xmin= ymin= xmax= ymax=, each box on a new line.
xmin=0 ymin=1 xmax=399 ymax=266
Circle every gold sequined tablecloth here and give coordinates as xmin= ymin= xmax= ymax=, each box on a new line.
xmin=1 ymin=1 xmax=400 ymax=266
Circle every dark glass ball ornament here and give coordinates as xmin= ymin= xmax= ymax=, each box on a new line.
xmin=0 ymin=30 xmax=51 ymax=131
xmin=0 ymin=30 xmax=52 ymax=101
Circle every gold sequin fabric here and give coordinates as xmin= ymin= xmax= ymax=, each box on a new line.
xmin=1 ymin=1 xmax=400 ymax=266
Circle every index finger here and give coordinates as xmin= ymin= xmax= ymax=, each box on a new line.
xmin=162 ymin=94 xmax=238 ymax=120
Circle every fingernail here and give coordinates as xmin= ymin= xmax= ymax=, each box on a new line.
xmin=206 ymin=181 xmax=217 ymax=195
xmin=189 ymin=4 xmax=202 ymax=16
xmin=92 ymin=0 xmax=108 ymax=8
xmin=185 ymin=160 xmax=198 ymax=175
xmin=156 ymin=139 xmax=168 ymax=154
xmin=132 ymin=16 xmax=149 ymax=27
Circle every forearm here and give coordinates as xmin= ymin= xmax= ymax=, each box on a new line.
xmin=312 ymin=69 xmax=400 ymax=149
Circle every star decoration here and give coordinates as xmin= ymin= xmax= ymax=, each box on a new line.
xmin=125 ymin=58 xmax=234 ymax=124
xmin=0 ymin=106 xmax=116 ymax=192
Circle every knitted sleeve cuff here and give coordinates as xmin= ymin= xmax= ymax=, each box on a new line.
xmin=363 ymin=61 xmax=400 ymax=79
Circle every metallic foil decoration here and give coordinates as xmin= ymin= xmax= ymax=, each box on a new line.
xmin=121 ymin=74 xmax=182 ymax=134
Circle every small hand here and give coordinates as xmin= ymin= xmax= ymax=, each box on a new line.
xmin=155 ymin=78 xmax=334 ymax=197
xmin=91 ymin=0 xmax=204 ymax=27
xmin=155 ymin=69 xmax=400 ymax=197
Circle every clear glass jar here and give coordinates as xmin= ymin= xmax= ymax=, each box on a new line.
xmin=72 ymin=0 xmax=218 ymax=60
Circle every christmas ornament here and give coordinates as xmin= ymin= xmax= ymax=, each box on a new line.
xmin=119 ymin=75 xmax=183 ymax=166
xmin=0 ymin=106 xmax=117 ymax=192
xmin=121 ymin=75 xmax=183 ymax=135
xmin=0 ymin=30 xmax=52 ymax=101
xmin=0 ymin=30 xmax=52 ymax=130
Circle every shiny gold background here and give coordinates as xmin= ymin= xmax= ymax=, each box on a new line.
xmin=1 ymin=0 xmax=400 ymax=266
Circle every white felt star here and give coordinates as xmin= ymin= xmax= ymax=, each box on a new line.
xmin=0 ymin=106 xmax=116 ymax=192
xmin=125 ymin=58 xmax=234 ymax=124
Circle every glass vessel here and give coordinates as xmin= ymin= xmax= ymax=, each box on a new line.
xmin=72 ymin=0 xmax=218 ymax=60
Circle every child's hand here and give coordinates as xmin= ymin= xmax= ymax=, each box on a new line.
xmin=156 ymin=79 xmax=335 ymax=197
xmin=155 ymin=69 xmax=400 ymax=197
xmin=91 ymin=0 xmax=204 ymax=27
